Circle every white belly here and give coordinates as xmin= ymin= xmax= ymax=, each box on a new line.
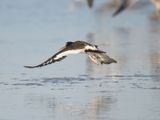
xmin=54 ymin=49 xmax=84 ymax=60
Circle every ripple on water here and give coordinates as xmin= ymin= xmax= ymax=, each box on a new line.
xmin=1 ymin=74 xmax=160 ymax=91
xmin=12 ymin=83 xmax=43 ymax=86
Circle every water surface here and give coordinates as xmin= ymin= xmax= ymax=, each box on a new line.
xmin=0 ymin=0 xmax=160 ymax=120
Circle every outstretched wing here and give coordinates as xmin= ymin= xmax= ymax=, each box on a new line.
xmin=87 ymin=52 xmax=117 ymax=64
xmin=85 ymin=49 xmax=107 ymax=64
xmin=96 ymin=53 xmax=117 ymax=64
xmin=24 ymin=55 xmax=67 ymax=68
xmin=24 ymin=49 xmax=69 ymax=68
xmin=85 ymin=49 xmax=106 ymax=53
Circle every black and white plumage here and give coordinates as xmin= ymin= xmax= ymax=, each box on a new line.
xmin=24 ymin=41 xmax=117 ymax=68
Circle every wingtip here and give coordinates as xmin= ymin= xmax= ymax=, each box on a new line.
xmin=113 ymin=59 xmax=117 ymax=63
xmin=101 ymin=58 xmax=117 ymax=64
xmin=112 ymin=11 xmax=119 ymax=17
xmin=112 ymin=9 xmax=123 ymax=17
xmin=110 ymin=58 xmax=117 ymax=64
xmin=112 ymin=0 xmax=128 ymax=17
xmin=24 ymin=66 xmax=35 ymax=68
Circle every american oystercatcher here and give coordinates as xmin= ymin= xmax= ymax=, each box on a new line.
xmin=24 ymin=41 xmax=117 ymax=68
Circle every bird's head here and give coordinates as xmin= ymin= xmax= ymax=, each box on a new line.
xmin=66 ymin=41 xmax=73 ymax=47
xmin=60 ymin=41 xmax=73 ymax=50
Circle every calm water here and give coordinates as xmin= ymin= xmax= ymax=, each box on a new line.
xmin=0 ymin=0 xmax=160 ymax=120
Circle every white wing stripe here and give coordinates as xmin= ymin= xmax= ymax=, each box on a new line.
xmin=54 ymin=49 xmax=84 ymax=60
xmin=85 ymin=45 xmax=97 ymax=50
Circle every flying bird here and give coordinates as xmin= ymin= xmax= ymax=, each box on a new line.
xmin=87 ymin=0 xmax=94 ymax=8
xmin=113 ymin=0 xmax=160 ymax=17
xmin=113 ymin=0 xmax=132 ymax=16
xmin=24 ymin=41 xmax=117 ymax=68
xmin=113 ymin=0 xmax=138 ymax=16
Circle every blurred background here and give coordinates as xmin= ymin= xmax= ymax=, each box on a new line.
xmin=0 ymin=0 xmax=160 ymax=120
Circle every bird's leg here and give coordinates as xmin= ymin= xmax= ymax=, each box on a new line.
xmin=88 ymin=54 xmax=99 ymax=64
